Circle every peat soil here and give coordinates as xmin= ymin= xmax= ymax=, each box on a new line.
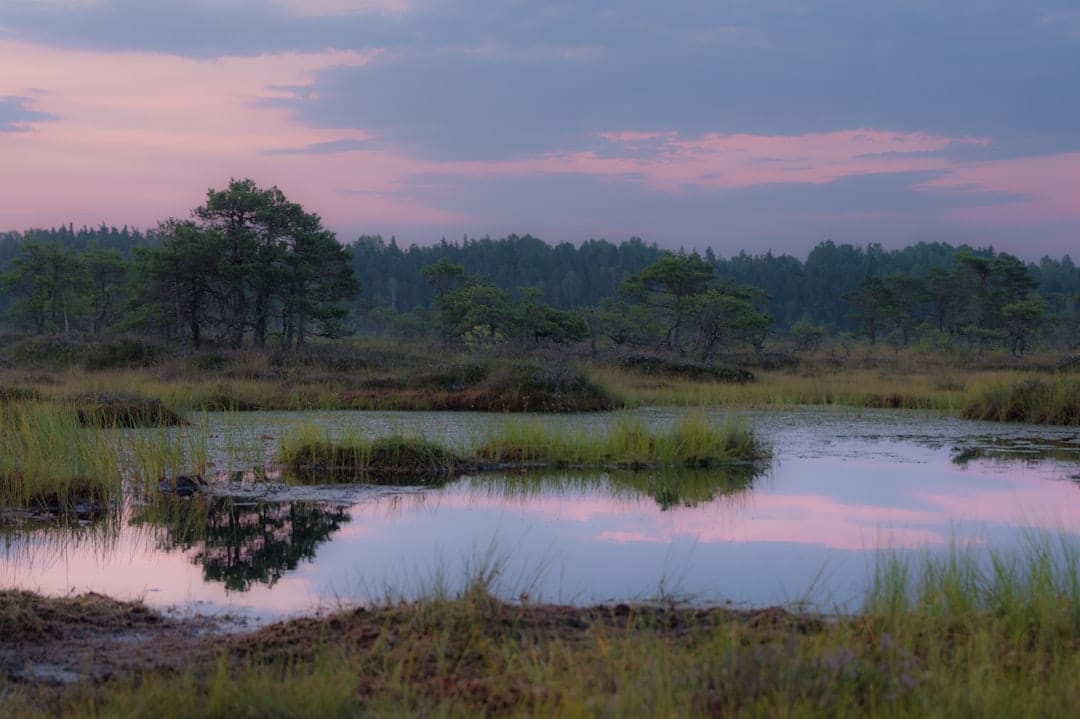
xmin=0 ymin=590 xmax=821 ymax=701
xmin=0 ymin=591 xmax=227 ymax=686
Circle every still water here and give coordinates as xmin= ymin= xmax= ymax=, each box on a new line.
xmin=3 ymin=408 xmax=1079 ymax=619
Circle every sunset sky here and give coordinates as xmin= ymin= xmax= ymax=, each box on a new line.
xmin=2 ymin=0 xmax=1079 ymax=258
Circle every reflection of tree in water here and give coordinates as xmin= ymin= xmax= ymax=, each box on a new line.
xmin=134 ymin=498 xmax=349 ymax=592
xmin=611 ymin=466 xmax=758 ymax=510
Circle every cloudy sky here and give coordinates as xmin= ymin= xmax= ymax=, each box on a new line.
xmin=1 ymin=1 xmax=1078 ymax=258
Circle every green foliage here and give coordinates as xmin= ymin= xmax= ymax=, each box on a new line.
xmin=136 ymin=179 xmax=358 ymax=349
xmin=1 ymin=237 xmax=88 ymax=335
xmin=790 ymin=320 xmax=827 ymax=352
xmin=617 ymin=252 xmax=772 ymax=356
xmin=621 ymin=252 xmax=716 ymax=352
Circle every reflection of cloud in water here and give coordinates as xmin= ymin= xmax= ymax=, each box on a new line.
xmin=343 ymin=466 xmax=1080 ymax=552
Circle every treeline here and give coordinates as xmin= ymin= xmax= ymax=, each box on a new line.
xmin=2 ymin=182 xmax=1078 ymax=355
xmin=0 ymin=180 xmax=355 ymax=348
xmin=347 ymin=236 xmax=1080 ymax=333
xmin=348 ymin=233 xmax=664 ymax=313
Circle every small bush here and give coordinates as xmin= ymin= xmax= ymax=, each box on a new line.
xmin=615 ymin=354 xmax=755 ymax=383
xmin=269 ymin=346 xmax=370 ymax=373
xmin=415 ymin=362 xmax=489 ymax=391
xmin=6 ymin=336 xmax=84 ymax=368
xmin=188 ymin=352 xmax=231 ymax=372
xmin=82 ymin=338 xmax=168 ymax=370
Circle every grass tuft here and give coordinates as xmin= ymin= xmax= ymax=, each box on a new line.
xmin=960 ymin=377 xmax=1080 ymax=425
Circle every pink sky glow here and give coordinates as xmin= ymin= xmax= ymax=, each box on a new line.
xmin=3 ymin=38 xmax=1080 ymax=246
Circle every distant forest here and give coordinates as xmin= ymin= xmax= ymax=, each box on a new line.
xmin=2 ymin=207 xmax=1079 ymax=355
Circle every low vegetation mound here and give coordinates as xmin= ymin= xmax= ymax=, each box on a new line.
xmin=0 ymin=590 xmax=165 ymax=644
xmin=615 ymin=353 xmax=755 ymax=383
xmin=284 ymin=436 xmax=466 ymax=484
xmin=960 ymin=377 xmax=1080 ymax=425
xmin=282 ymin=416 xmax=769 ymax=490
xmin=2 ymin=336 xmax=168 ymax=371
xmin=342 ymin=360 xmax=615 ymax=412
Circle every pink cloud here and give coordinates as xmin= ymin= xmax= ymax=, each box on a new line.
xmin=913 ymin=152 xmax=1080 ymax=225
xmin=270 ymin=0 xmax=412 ymax=16
xmin=0 ymin=40 xmax=463 ymax=229
xmin=381 ymin=474 xmax=1080 ymax=552
xmin=510 ymin=129 xmax=991 ymax=193
xmin=3 ymin=35 xmax=1079 ymax=238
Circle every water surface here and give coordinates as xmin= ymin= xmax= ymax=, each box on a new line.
xmin=2 ymin=408 xmax=1078 ymax=619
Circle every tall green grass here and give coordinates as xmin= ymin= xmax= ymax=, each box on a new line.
xmin=0 ymin=401 xmax=217 ymax=512
xmin=0 ymin=402 xmax=122 ymax=511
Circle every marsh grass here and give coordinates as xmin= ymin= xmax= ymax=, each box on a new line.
xmin=282 ymin=425 xmax=467 ymax=484
xmin=961 ymin=376 xmax=1080 ymax=425
xmin=477 ymin=413 xmax=766 ymax=469
xmin=0 ymin=403 xmax=122 ymax=512
xmin=280 ymin=415 xmax=768 ymax=487
xmin=590 ymin=365 xmax=985 ymax=410
xmin=0 ymin=399 xmax=221 ymax=514
xmin=0 ymin=344 xmax=1069 ymax=419
xmin=11 ymin=537 xmax=1080 ymax=717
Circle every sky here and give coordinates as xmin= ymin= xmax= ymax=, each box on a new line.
xmin=1 ymin=0 xmax=1079 ymax=259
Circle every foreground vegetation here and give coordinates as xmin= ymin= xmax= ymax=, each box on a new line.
xmin=3 ymin=539 xmax=1080 ymax=717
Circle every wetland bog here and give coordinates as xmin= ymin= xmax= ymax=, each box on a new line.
xmin=4 ymin=406 xmax=1080 ymax=717
xmin=3 ymin=407 xmax=1079 ymax=618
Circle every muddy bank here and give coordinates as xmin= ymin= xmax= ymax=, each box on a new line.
xmin=0 ymin=591 xmax=223 ymax=687
xmin=0 ymin=589 xmax=819 ymax=691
